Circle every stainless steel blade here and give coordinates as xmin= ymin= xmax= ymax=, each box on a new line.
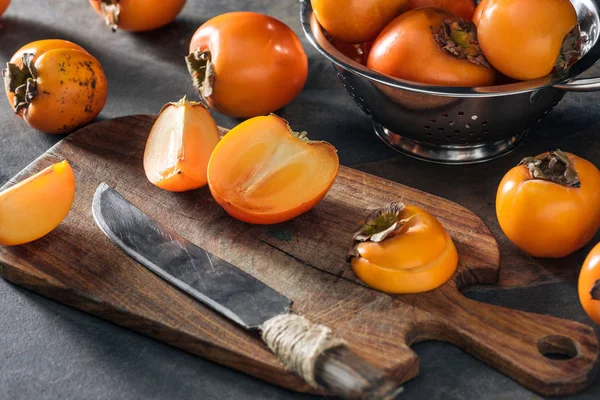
xmin=92 ymin=183 xmax=292 ymax=330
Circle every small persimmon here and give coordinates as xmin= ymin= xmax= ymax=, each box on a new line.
xmin=3 ymin=40 xmax=108 ymax=134
xmin=144 ymin=97 xmax=221 ymax=192
xmin=579 ymin=243 xmax=600 ymax=325
xmin=0 ymin=160 xmax=75 ymax=246
xmin=367 ymin=8 xmax=496 ymax=87
xmin=496 ymin=150 xmax=600 ymax=258
xmin=407 ymin=0 xmax=476 ymax=20
xmin=475 ymin=0 xmax=580 ymax=80
xmin=348 ymin=203 xmax=458 ymax=294
xmin=89 ymin=0 xmax=186 ymax=32
xmin=207 ymin=115 xmax=339 ymax=225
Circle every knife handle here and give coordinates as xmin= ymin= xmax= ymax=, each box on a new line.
xmin=261 ymin=314 xmax=403 ymax=400
xmin=314 ymin=345 xmax=404 ymax=400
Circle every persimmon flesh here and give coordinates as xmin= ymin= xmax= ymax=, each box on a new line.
xmin=207 ymin=115 xmax=339 ymax=225
xmin=144 ymin=97 xmax=221 ymax=192
xmin=0 ymin=160 xmax=75 ymax=246
xmin=349 ymin=204 xmax=458 ymax=294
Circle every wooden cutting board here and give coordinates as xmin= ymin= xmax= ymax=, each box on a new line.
xmin=0 ymin=115 xmax=598 ymax=397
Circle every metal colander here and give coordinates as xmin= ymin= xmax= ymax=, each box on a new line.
xmin=300 ymin=0 xmax=600 ymax=164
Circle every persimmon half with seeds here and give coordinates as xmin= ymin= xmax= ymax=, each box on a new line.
xmin=0 ymin=160 xmax=75 ymax=246
xmin=144 ymin=97 xmax=221 ymax=192
xmin=475 ymin=0 xmax=580 ymax=80
xmin=348 ymin=203 xmax=458 ymax=294
xmin=89 ymin=0 xmax=186 ymax=32
xmin=367 ymin=8 xmax=496 ymax=87
xmin=3 ymin=40 xmax=107 ymax=134
xmin=207 ymin=115 xmax=339 ymax=225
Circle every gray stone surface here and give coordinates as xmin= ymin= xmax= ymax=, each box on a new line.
xmin=0 ymin=1 xmax=599 ymax=399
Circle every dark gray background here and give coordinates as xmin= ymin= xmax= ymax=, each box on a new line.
xmin=1 ymin=1 xmax=599 ymax=399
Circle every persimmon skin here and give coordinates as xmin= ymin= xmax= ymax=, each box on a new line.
xmin=0 ymin=0 xmax=10 ymax=17
xmin=408 ymin=0 xmax=475 ymax=20
xmin=367 ymin=8 xmax=496 ymax=87
xmin=207 ymin=115 xmax=339 ymax=225
xmin=351 ymin=205 xmax=458 ymax=294
xmin=189 ymin=12 xmax=308 ymax=118
xmin=475 ymin=0 xmax=578 ymax=80
xmin=312 ymin=0 xmax=409 ymax=43
xmin=496 ymin=153 xmax=600 ymax=258
xmin=0 ymin=160 xmax=75 ymax=246
xmin=330 ymin=38 xmax=373 ymax=65
xmin=89 ymin=0 xmax=186 ymax=32
xmin=143 ymin=99 xmax=221 ymax=192
xmin=579 ymin=243 xmax=600 ymax=325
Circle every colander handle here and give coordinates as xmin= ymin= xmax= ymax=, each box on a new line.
xmin=554 ymin=77 xmax=600 ymax=92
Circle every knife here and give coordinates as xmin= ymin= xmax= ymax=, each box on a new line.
xmin=92 ymin=183 xmax=403 ymax=400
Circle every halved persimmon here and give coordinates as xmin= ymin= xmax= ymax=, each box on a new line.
xmin=143 ymin=97 xmax=221 ymax=192
xmin=0 ymin=160 xmax=75 ymax=246
xmin=207 ymin=115 xmax=339 ymax=225
xmin=349 ymin=203 xmax=458 ymax=294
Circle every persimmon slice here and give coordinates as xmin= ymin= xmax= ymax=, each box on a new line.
xmin=207 ymin=115 xmax=339 ymax=224
xmin=0 ymin=160 xmax=75 ymax=246
xmin=144 ymin=97 xmax=221 ymax=192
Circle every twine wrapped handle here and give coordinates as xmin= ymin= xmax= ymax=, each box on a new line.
xmin=261 ymin=314 xmax=403 ymax=400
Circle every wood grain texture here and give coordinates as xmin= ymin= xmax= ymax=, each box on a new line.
xmin=0 ymin=115 xmax=597 ymax=397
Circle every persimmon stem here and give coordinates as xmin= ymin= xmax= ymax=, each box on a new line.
xmin=519 ymin=149 xmax=580 ymax=188
xmin=591 ymin=280 xmax=600 ymax=301
xmin=99 ymin=0 xmax=120 ymax=32
xmin=2 ymin=53 xmax=38 ymax=114
xmin=433 ymin=19 xmax=491 ymax=68
xmin=185 ymin=50 xmax=214 ymax=99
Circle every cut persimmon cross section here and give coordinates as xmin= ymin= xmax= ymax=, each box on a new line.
xmin=0 ymin=160 xmax=75 ymax=246
xmin=144 ymin=97 xmax=221 ymax=192
xmin=207 ymin=115 xmax=339 ymax=224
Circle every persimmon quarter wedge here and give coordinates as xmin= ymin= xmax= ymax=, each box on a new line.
xmin=144 ymin=97 xmax=221 ymax=192
xmin=0 ymin=160 xmax=75 ymax=246
xmin=207 ymin=115 xmax=339 ymax=224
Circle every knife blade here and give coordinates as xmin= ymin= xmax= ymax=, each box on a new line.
xmin=92 ymin=183 xmax=402 ymax=400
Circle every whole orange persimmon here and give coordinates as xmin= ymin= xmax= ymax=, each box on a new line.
xmin=312 ymin=0 xmax=409 ymax=43
xmin=207 ymin=115 xmax=339 ymax=225
xmin=3 ymin=40 xmax=108 ymax=134
xmin=496 ymin=150 xmax=600 ymax=258
xmin=407 ymin=0 xmax=475 ymax=20
xmin=476 ymin=0 xmax=579 ymax=80
xmin=89 ymin=0 xmax=186 ymax=32
xmin=187 ymin=12 xmax=308 ymax=118
xmin=367 ymin=8 xmax=496 ymax=86
xmin=0 ymin=0 xmax=10 ymax=17
xmin=349 ymin=203 xmax=458 ymax=294
xmin=579 ymin=243 xmax=600 ymax=325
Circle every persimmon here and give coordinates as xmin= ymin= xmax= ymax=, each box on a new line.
xmin=207 ymin=115 xmax=339 ymax=225
xmin=348 ymin=203 xmax=458 ymax=294
xmin=0 ymin=0 xmax=10 ymax=17
xmin=0 ymin=160 xmax=75 ymax=246
xmin=144 ymin=97 xmax=221 ymax=192
xmin=475 ymin=0 xmax=580 ymax=80
xmin=407 ymin=0 xmax=476 ymax=20
xmin=367 ymin=8 xmax=496 ymax=87
xmin=496 ymin=150 xmax=600 ymax=258
xmin=89 ymin=0 xmax=186 ymax=32
xmin=329 ymin=38 xmax=372 ymax=65
xmin=3 ymin=40 xmax=107 ymax=134
xmin=186 ymin=12 xmax=308 ymax=118
xmin=312 ymin=0 xmax=409 ymax=43
xmin=579 ymin=243 xmax=600 ymax=325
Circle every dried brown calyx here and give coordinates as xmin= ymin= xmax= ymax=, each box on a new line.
xmin=2 ymin=53 xmax=38 ymax=114
xmin=348 ymin=202 xmax=411 ymax=260
xmin=591 ymin=280 xmax=600 ymax=301
xmin=555 ymin=25 xmax=582 ymax=73
xmin=185 ymin=50 xmax=214 ymax=99
xmin=519 ymin=149 xmax=580 ymax=188
xmin=433 ymin=19 xmax=491 ymax=68
xmin=160 ymin=95 xmax=207 ymax=113
xmin=98 ymin=0 xmax=121 ymax=32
